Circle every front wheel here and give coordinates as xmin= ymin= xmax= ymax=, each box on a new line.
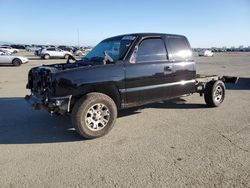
xmin=71 ymin=93 xmax=117 ymax=139
xmin=204 ymin=80 xmax=225 ymax=107
xmin=44 ymin=54 xmax=50 ymax=59
xmin=12 ymin=59 xmax=21 ymax=66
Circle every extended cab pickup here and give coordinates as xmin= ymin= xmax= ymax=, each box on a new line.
xmin=25 ymin=33 xmax=237 ymax=138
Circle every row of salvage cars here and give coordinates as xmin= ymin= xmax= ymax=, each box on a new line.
xmin=34 ymin=46 xmax=92 ymax=59
xmin=0 ymin=46 xmax=28 ymax=66
xmin=0 ymin=44 xmax=92 ymax=66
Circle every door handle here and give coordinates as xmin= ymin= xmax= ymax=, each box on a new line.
xmin=164 ymin=65 xmax=172 ymax=71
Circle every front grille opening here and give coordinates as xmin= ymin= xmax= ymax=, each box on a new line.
xmin=29 ymin=68 xmax=52 ymax=95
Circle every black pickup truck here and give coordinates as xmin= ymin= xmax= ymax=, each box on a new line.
xmin=25 ymin=33 xmax=236 ymax=138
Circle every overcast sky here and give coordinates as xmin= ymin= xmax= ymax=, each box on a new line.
xmin=1 ymin=0 xmax=249 ymax=47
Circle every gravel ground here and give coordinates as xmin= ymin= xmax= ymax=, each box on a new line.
xmin=0 ymin=51 xmax=249 ymax=187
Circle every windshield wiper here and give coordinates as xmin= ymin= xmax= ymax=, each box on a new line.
xmin=103 ymin=51 xmax=114 ymax=64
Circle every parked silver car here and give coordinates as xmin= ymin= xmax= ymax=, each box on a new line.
xmin=40 ymin=47 xmax=72 ymax=59
xmin=0 ymin=46 xmax=19 ymax=54
xmin=0 ymin=51 xmax=28 ymax=66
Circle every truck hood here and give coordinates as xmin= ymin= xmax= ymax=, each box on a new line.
xmin=40 ymin=59 xmax=105 ymax=72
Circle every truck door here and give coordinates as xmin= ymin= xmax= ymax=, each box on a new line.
xmin=124 ymin=37 xmax=174 ymax=106
xmin=165 ymin=36 xmax=196 ymax=96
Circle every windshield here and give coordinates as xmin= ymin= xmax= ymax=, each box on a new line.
xmin=83 ymin=35 xmax=136 ymax=62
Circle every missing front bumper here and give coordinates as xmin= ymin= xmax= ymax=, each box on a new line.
xmin=25 ymin=94 xmax=72 ymax=115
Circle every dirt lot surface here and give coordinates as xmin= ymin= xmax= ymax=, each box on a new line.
xmin=0 ymin=51 xmax=249 ymax=187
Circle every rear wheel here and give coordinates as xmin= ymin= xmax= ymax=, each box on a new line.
xmin=204 ymin=80 xmax=225 ymax=107
xmin=12 ymin=59 xmax=21 ymax=66
xmin=71 ymin=93 xmax=117 ymax=139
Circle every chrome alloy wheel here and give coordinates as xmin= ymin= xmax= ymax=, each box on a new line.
xmin=85 ymin=103 xmax=110 ymax=131
xmin=214 ymin=85 xmax=223 ymax=102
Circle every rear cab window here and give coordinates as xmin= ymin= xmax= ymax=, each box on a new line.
xmin=165 ymin=36 xmax=193 ymax=62
xmin=136 ymin=38 xmax=168 ymax=63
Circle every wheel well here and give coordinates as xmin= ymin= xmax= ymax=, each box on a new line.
xmin=12 ymin=58 xmax=21 ymax=63
xmin=71 ymin=84 xmax=122 ymax=110
xmin=43 ymin=54 xmax=50 ymax=59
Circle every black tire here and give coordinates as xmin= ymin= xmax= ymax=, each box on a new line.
xmin=204 ymin=80 xmax=225 ymax=107
xmin=71 ymin=92 xmax=117 ymax=139
xmin=12 ymin=59 xmax=21 ymax=66
xmin=64 ymin=54 xmax=69 ymax=59
xmin=44 ymin=54 xmax=50 ymax=59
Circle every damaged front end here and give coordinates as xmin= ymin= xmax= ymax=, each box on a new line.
xmin=25 ymin=66 xmax=72 ymax=115
xmin=25 ymin=94 xmax=72 ymax=115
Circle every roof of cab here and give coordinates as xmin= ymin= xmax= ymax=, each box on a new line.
xmin=127 ymin=33 xmax=185 ymax=37
xmin=104 ymin=33 xmax=186 ymax=41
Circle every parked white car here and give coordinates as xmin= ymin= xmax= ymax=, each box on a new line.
xmin=0 ymin=46 xmax=19 ymax=54
xmin=198 ymin=49 xmax=214 ymax=57
xmin=0 ymin=51 xmax=28 ymax=66
xmin=40 ymin=47 xmax=72 ymax=59
xmin=74 ymin=49 xmax=84 ymax=56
